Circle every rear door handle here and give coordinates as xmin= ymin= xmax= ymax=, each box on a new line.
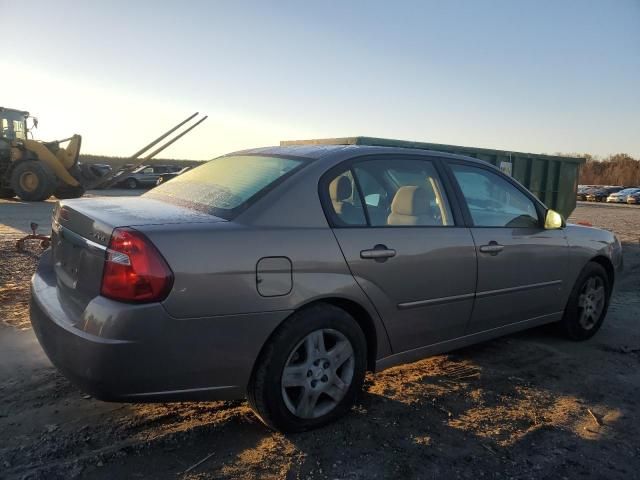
xmin=479 ymin=242 xmax=504 ymax=255
xmin=360 ymin=244 xmax=396 ymax=262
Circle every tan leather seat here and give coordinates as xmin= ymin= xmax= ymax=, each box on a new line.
xmin=329 ymin=175 xmax=353 ymax=215
xmin=387 ymin=186 xmax=436 ymax=226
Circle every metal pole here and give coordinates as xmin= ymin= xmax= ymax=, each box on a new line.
xmin=129 ymin=112 xmax=199 ymax=159
xmin=142 ymin=116 xmax=208 ymax=160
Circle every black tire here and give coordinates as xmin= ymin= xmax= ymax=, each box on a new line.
xmin=248 ymin=304 xmax=367 ymax=433
xmin=0 ymin=187 xmax=14 ymax=199
xmin=561 ymin=262 xmax=611 ymax=340
xmin=54 ymin=185 xmax=85 ymax=199
xmin=126 ymin=178 xmax=138 ymax=189
xmin=10 ymin=161 xmax=56 ymax=201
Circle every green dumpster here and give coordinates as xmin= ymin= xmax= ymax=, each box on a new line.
xmin=281 ymin=136 xmax=585 ymax=219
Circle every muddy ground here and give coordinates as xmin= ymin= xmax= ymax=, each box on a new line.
xmin=0 ymin=202 xmax=639 ymax=480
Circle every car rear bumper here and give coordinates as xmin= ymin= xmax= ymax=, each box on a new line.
xmin=30 ymin=249 xmax=290 ymax=402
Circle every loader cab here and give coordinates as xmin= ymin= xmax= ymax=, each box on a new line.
xmin=0 ymin=107 xmax=29 ymax=142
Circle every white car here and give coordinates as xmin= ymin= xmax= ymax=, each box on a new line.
xmin=606 ymin=188 xmax=640 ymax=203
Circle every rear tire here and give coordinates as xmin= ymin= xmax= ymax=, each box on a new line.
xmin=561 ymin=262 xmax=611 ymax=340
xmin=10 ymin=161 xmax=56 ymax=201
xmin=248 ymin=304 xmax=367 ymax=433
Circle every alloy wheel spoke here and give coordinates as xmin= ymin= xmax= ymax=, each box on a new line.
xmin=324 ymin=377 xmax=348 ymax=402
xmin=305 ymin=330 xmax=326 ymax=359
xmin=592 ymin=286 xmax=605 ymax=302
xmin=282 ymin=364 xmax=309 ymax=388
xmin=296 ymin=387 xmax=321 ymax=418
xmin=578 ymin=293 xmax=587 ymax=307
xmin=328 ymin=340 xmax=353 ymax=369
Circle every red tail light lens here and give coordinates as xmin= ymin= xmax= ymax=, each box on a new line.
xmin=101 ymin=228 xmax=174 ymax=303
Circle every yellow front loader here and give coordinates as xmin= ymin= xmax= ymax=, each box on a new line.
xmin=0 ymin=107 xmax=207 ymax=201
xmin=0 ymin=107 xmax=86 ymax=201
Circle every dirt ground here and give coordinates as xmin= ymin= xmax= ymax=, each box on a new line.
xmin=1 ymin=202 xmax=639 ymax=480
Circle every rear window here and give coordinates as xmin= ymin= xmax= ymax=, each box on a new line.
xmin=145 ymin=155 xmax=306 ymax=219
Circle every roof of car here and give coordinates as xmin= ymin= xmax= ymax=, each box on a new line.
xmin=230 ymin=144 xmax=488 ymax=166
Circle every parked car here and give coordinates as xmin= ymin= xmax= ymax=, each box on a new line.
xmin=31 ymin=145 xmax=623 ymax=432
xmin=155 ymin=166 xmax=191 ymax=186
xmin=576 ymin=185 xmax=598 ymax=201
xmin=113 ymin=165 xmax=182 ymax=189
xmin=607 ymin=187 xmax=640 ymax=203
xmin=627 ymin=191 xmax=640 ymax=205
xmin=586 ymin=186 xmax=623 ymax=202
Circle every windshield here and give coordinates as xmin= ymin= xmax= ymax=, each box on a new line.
xmin=146 ymin=155 xmax=306 ymax=219
xmin=0 ymin=110 xmax=27 ymax=141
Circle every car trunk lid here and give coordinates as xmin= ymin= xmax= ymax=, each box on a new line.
xmin=51 ymin=196 xmax=225 ymax=313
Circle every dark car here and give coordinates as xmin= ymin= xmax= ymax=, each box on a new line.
xmin=576 ymin=185 xmax=597 ymax=201
xmin=31 ymin=144 xmax=623 ymax=432
xmin=114 ymin=165 xmax=182 ymax=189
xmin=586 ymin=186 xmax=623 ymax=202
xmin=155 ymin=166 xmax=191 ymax=186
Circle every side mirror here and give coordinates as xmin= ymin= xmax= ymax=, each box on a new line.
xmin=544 ymin=209 xmax=564 ymax=230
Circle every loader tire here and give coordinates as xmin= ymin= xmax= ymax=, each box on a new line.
xmin=54 ymin=185 xmax=85 ymax=199
xmin=0 ymin=187 xmax=15 ymax=199
xmin=10 ymin=161 xmax=56 ymax=201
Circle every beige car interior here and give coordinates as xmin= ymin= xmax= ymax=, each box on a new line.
xmin=387 ymin=186 xmax=439 ymax=225
xmin=330 ymin=173 xmax=451 ymax=226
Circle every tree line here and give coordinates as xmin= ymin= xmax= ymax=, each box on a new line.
xmin=578 ymin=153 xmax=640 ymax=186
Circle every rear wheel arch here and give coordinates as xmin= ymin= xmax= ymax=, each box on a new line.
xmin=247 ymin=301 xmax=369 ymax=431
xmin=309 ymin=298 xmax=378 ymax=372
xmin=248 ymin=298 xmax=377 ymax=392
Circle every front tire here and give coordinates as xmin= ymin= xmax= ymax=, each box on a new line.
xmin=126 ymin=178 xmax=138 ymax=189
xmin=248 ymin=304 xmax=367 ymax=432
xmin=561 ymin=262 xmax=611 ymax=340
xmin=10 ymin=161 xmax=56 ymax=201
xmin=54 ymin=185 xmax=85 ymax=199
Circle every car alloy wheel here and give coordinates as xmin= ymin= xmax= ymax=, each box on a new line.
xmin=281 ymin=328 xmax=355 ymax=419
xmin=247 ymin=304 xmax=366 ymax=432
xmin=578 ymin=276 xmax=606 ymax=330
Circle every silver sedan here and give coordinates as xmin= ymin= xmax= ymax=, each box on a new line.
xmin=31 ymin=144 xmax=623 ymax=432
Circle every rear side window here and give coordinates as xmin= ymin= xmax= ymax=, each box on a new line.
xmin=354 ymin=158 xmax=453 ymax=227
xmin=323 ymin=157 xmax=454 ymax=227
xmin=147 ymin=155 xmax=305 ymax=219
xmin=450 ymin=163 xmax=539 ymax=228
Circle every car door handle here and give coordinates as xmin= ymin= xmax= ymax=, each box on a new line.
xmin=479 ymin=242 xmax=504 ymax=255
xmin=360 ymin=245 xmax=396 ymax=261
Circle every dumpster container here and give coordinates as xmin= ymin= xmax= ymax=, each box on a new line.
xmin=281 ymin=136 xmax=585 ymax=219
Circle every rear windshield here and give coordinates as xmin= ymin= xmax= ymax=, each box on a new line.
xmin=145 ymin=155 xmax=306 ymax=219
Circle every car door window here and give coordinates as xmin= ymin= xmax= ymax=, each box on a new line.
xmin=353 ymin=158 xmax=453 ymax=227
xmin=450 ymin=164 xmax=539 ymax=228
xmin=325 ymin=169 xmax=367 ymax=226
xmin=143 ymin=167 xmax=154 ymax=174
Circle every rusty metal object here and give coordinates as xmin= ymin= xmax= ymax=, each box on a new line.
xmin=16 ymin=222 xmax=51 ymax=251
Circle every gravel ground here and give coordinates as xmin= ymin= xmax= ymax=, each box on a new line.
xmin=0 ymin=202 xmax=639 ymax=480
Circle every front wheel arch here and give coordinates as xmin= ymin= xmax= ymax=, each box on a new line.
xmin=589 ymin=255 xmax=615 ymax=289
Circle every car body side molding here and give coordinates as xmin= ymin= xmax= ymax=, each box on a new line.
xmin=375 ymin=310 xmax=563 ymax=372
xmin=475 ymin=280 xmax=563 ymax=298
xmin=398 ymin=292 xmax=475 ymax=310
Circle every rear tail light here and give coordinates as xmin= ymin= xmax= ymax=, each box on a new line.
xmin=101 ymin=228 xmax=174 ymax=303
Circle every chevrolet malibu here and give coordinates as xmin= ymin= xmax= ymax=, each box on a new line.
xmin=31 ymin=144 xmax=623 ymax=432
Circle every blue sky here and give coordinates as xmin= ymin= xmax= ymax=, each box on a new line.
xmin=3 ymin=0 xmax=639 ymax=159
